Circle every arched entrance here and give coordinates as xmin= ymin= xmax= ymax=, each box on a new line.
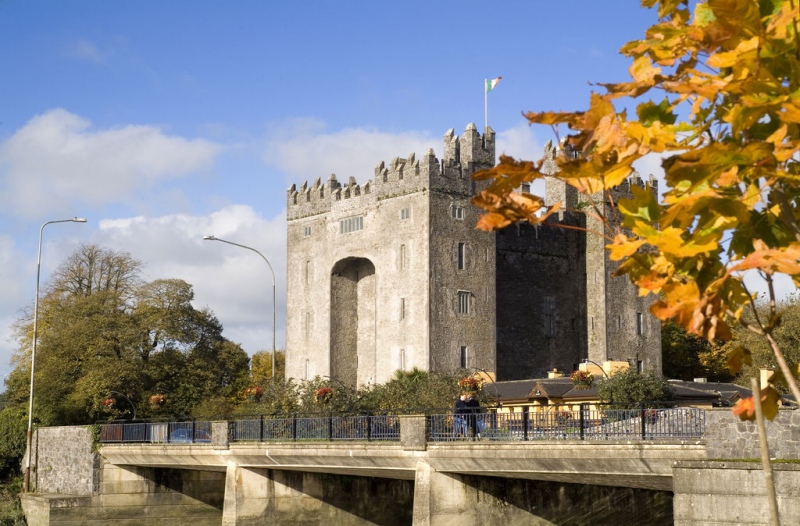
xmin=330 ymin=257 xmax=376 ymax=388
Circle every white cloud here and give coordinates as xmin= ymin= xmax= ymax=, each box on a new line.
xmin=95 ymin=205 xmax=287 ymax=354
xmin=263 ymin=119 xmax=438 ymax=186
xmin=64 ymin=39 xmax=109 ymax=64
xmin=0 ymin=109 xmax=223 ymax=219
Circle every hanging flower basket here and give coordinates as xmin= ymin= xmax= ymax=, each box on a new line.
xmin=314 ymin=387 xmax=334 ymax=403
xmin=102 ymin=398 xmax=115 ymax=408
xmin=148 ymin=394 xmax=166 ymax=409
xmin=243 ymin=386 xmax=263 ymax=402
xmin=570 ymin=370 xmax=594 ymax=390
xmin=458 ymin=377 xmax=480 ymax=392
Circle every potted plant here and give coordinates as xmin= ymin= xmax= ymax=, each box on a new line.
xmin=570 ymin=370 xmax=594 ymax=390
xmin=313 ymin=387 xmax=334 ymax=403
xmin=458 ymin=376 xmax=481 ymax=392
xmin=148 ymin=393 xmax=166 ymax=409
xmin=243 ymin=386 xmax=263 ymax=402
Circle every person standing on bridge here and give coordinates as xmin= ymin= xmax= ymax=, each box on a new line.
xmin=465 ymin=393 xmax=481 ymax=439
xmin=453 ymin=394 xmax=468 ymax=438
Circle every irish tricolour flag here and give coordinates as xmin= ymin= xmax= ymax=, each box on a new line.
xmin=486 ymin=76 xmax=502 ymax=92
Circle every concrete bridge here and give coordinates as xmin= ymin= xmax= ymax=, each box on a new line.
xmin=20 ymin=410 xmax=800 ymax=525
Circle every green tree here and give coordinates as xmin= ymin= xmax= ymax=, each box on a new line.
xmin=726 ymin=295 xmax=800 ymax=389
xmin=5 ymin=244 xmax=250 ymax=425
xmin=473 ymin=0 xmax=800 ymax=418
xmin=0 ymin=407 xmax=27 ymax=481
xmin=662 ymin=320 xmax=733 ymax=382
xmin=251 ymin=350 xmax=286 ymax=382
xmin=596 ymin=369 xmax=675 ymax=408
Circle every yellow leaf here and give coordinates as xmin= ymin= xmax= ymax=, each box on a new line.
xmin=726 ymin=346 xmax=752 ymax=375
xmin=629 ymin=55 xmax=660 ymax=84
xmin=607 ymin=234 xmax=645 ymax=261
xmin=706 ymin=36 xmax=758 ymax=68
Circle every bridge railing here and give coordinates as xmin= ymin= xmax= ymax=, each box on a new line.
xmin=429 ymin=403 xmax=705 ymax=442
xmin=99 ymin=413 xmax=402 ymax=444
xmin=99 ymin=420 xmax=213 ymax=444
xmin=230 ymin=413 xmax=401 ymax=442
xmin=98 ymin=404 xmax=705 ymax=445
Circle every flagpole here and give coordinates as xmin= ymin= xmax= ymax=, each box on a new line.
xmin=484 ymin=78 xmax=488 ymax=132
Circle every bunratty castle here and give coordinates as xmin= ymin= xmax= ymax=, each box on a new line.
xmin=285 ymin=124 xmax=661 ymax=388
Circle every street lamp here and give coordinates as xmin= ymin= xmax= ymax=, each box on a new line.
xmin=583 ymin=359 xmax=613 ymax=404
xmin=203 ymin=235 xmax=276 ymax=383
xmin=24 ymin=217 xmax=87 ymax=493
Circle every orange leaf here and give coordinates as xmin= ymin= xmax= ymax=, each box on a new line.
xmin=732 ymin=396 xmax=756 ymax=421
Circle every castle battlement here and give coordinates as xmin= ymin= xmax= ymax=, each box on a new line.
xmin=540 ymin=139 xmax=659 ymax=208
xmin=287 ymin=124 xmax=496 ymax=220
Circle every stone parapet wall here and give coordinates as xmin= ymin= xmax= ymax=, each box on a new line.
xmin=673 ymin=461 xmax=800 ymax=525
xmin=30 ymin=426 xmax=99 ymax=495
xmin=704 ymin=408 xmax=800 ymax=459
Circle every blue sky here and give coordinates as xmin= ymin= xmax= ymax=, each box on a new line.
xmin=2 ymin=1 xmax=792 ymax=388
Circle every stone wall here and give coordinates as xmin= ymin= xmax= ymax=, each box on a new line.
xmin=704 ymin=408 xmax=800 ymax=459
xmin=673 ymin=461 xmax=800 ymax=525
xmin=30 ymin=426 xmax=99 ymax=495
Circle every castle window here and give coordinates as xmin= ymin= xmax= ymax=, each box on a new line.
xmin=451 ymin=206 xmax=465 ymax=220
xmin=305 ymin=359 xmax=310 ymax=380
xmin=304 ymin=226 xmax=312 ymax=237
xmin=305 ymin=261 xmax=311 ymax=284
xmin=636 ymin=312 xmax=644 ymax=336
xmin=457 ymin=291 xmax=471 ymax=315
xmin=401 ymin=208 xmax=410 ymax=220
xmin=304 ymin=311 xmax=313 ymax=338
xmin=545 ymin=314 xmax=555 ymax=337
xmin=340 ymin=215 xmax=364 ymax=234
xmin=400 ymin=349 xmax=406 ymax=371
xmin=400 ymin=297 xmax=406 ymax=320
xmin=457 ymin=242 xmax=466 ymax=270
xmin=400 ymin=244 xmax=406 ymax=270
xmin=460 ymin=346 xmax=468 ymax=368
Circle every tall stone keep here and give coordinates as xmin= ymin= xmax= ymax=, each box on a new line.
xmin=286 ymin=124 xmax=497 ymax=387
xmin=494 ymin=140 xmax=662 ymax=379
xmin=286 ymin=125 xmax=662 ymax=386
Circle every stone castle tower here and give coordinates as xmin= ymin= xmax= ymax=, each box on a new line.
xmin=285 ymin=124 xmax=661 ymax=387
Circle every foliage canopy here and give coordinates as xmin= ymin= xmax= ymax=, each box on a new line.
xmin=473 ymin=0 xmax=800 ymax=419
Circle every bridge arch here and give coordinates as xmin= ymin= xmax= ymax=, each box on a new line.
xmin=330 ymin=257 xmax=376 ymax=388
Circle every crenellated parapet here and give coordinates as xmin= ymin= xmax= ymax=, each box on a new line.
xmin=539 ymin=139 xmax=659 ymax=208
xmin=287 ymin=124 xmax=496 ymax=220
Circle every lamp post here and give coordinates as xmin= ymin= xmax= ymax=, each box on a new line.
xmin=203 ymin=235 xmax=276 ymax=383
xmin=583 ymin=359 xmax=613 ymax=404
xmin=24 ymin=217 xmax=87 ymax=493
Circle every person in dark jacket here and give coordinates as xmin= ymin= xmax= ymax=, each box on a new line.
xmin=453 ymin=394 xmax=468 ymax=437
xmin=465 ymin=394 xmax=481 ymax=438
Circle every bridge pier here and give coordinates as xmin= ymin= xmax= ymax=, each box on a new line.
xmin=222 ymin=462 xmax=269 ymax=525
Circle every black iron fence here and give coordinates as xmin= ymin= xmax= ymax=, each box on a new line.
xmin=229 ymin=413 xmax=400 ymax=442
xmin=98 ymin=404 xmax=705 ymax=444
xmin=100 ymin=420 xmax=212 ymax=444
xmin=430 ymin=403 xmax=705 ymax=442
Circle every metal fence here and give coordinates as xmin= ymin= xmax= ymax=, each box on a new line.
xmin=100 ymin=420 xmax=212 ymax=444
xmin=429 ymin=404 xmax=705 ymax=442
xmin=99 ymin=405 xmax=705 ymax=444
xmin=230 ymin=414 xmax=401 ymax=442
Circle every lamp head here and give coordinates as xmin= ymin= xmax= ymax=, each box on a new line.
xmin=203 ymin=235 xmax=217 ymax=241
xmin=73 ymin=217 xmax=87 ymax=223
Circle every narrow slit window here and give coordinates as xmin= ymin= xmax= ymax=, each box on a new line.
xmin=457 ymin=291 xmax=470 ymax=315
xmin=457 ymin=242 xmax=466 ymax=270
